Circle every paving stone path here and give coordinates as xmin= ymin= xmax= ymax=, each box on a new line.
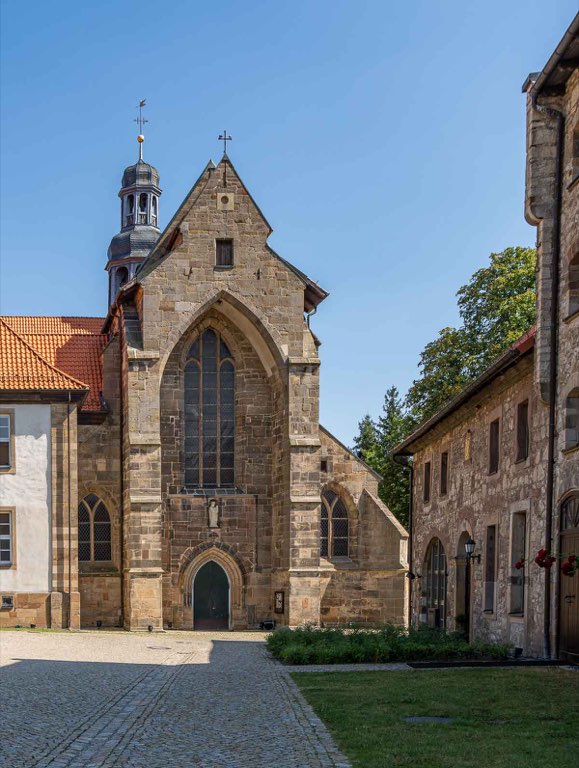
xmin=0 ymin=631 xmax=350 ymax=768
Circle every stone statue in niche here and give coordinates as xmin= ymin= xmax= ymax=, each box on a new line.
xmin=208 ymin=499 xmax=220 ymax=529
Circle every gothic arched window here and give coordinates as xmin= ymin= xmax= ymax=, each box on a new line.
xmin=78 ymin=495 xmax=112 ymax=562
xmin=184 ymin=329 xmax=235 ymax=488
xmin=139 ymin=193 xmax=148 ymax=224
xmin=320 ymin=489 xmax=349 ymax=558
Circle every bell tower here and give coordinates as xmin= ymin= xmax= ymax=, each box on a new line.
xmin=106 ymin=101 xmax=162 ymax=306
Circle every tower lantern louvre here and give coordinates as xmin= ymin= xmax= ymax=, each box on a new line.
xmin=105 ymin=100 xmax=162 ymax=306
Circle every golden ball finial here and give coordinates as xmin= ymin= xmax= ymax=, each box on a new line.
xmin=137 ymin=134 xmax=145 ymax=143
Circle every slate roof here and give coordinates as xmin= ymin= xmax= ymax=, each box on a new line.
xmin=0 ymin=317 xmax=106 ymax=411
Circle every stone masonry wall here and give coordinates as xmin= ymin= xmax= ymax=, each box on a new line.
xmin=410 ymin=354 xmax=548 ymax=656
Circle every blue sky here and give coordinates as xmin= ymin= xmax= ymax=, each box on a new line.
xmin=0 ymin=1 xmax=576 ymax=445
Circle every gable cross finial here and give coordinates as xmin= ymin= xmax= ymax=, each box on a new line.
xmin=134 ymin=99 xmax=148 ymax=160
xmin=218 ymin=130 xmax=232 ymax=156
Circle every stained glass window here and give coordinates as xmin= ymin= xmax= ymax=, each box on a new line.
xmin=184 ymin=329 xmax=235 ymax=487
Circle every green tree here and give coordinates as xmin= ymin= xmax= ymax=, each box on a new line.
xmin=353 ymin=414 xmax=379 ymax=466
xmin=406 ymin=246 xmax=536 ymax=423
xmin=375 ymin=387 xmax=412 ymax=527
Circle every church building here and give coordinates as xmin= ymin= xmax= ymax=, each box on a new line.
xmin=0 ymin=129 xmax=408 ymax=630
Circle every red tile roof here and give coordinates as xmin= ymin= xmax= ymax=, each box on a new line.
xmin=0 ymin=319 xmax=88 ymax=394
xmin=0 ymin=317 xmax=106 ymax=411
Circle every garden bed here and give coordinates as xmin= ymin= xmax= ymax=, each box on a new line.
xmin=267 ymin=625 xmax=511 ymax=665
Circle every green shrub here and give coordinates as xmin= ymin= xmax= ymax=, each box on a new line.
xmin=266 ymin=624 xmax=511 ymax=665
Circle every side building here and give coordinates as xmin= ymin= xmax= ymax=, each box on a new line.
xmin=394 ymin=15 xmax=579 ymax=660
xmin=393 ymin=330 xmax=544 ymax=654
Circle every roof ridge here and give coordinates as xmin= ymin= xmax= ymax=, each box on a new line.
xmin=0 ymin=318 xmax=89 ymax=390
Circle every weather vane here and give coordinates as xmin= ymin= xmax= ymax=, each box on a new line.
xmin=135 ymin=99 xmax=148 ymax=160
xmin=218 ymin=130 xmax=232 ymax=156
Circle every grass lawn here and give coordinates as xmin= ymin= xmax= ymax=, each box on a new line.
xmin=293 ymin=668 xmax=579 ymax=768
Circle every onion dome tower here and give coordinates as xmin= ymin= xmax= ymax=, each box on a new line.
xmin=106 ymin=101 xmax=161 ymax=306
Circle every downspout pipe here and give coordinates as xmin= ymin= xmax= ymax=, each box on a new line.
xmin=67 ymin=392 xmax=73 ymax=629
xmin=394 ymin=454 xmax=413 ymax=625
xmin=530 ymin=91 xmax=564 ymax=659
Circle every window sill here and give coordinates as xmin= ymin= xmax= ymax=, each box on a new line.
xmin=214 ymin=265 xmax=234 ymax=271
xmin=482 ymin=610 xmax=496 ymax=619
xmin=563 ymin=309 xmax=579 ymax=325
xmin=0 ymin=467 xmax=16 ymax=475
xmin=514 ymin=457 xmax=530 ymax=467
xmin=508 ymin=613 xmax=525 ymax=622
xmin=562 ymin=444 xmax=579 ymax=456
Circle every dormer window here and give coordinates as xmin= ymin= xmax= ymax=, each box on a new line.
xmin=139 ymin=193 xmax=148 ymax=224
xmin=151 ymin=196 xmax=158 ymax=227
xmin=125 ymin=195 xmax=135 ymax=226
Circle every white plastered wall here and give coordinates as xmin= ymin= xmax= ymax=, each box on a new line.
xmin=0 ymin=404 xmax=51 ymax=592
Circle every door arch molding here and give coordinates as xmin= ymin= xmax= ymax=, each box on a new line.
xmin=180 ymin=544 xmax=245 ymax=627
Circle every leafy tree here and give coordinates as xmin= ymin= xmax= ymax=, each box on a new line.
xmin=405 ymin=246 xmax=536 ymax=423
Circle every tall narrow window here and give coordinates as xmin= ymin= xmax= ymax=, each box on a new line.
xmin=423 ymin=538 xmax=447 ymax=629
xmin=151 ymin=196 xmax=158 ymax=227
xmin=78 ymin=495 xmax=112 ymax=562
xmin=423 ymin=461 xmax=431 ymax=503
xmin=0 ymin=511 xmax=13 ymax=566
xmin=516 ymin=400 xmax=529 ymax=462
xmin=484 ymin=525 xmax=497 ymax=612
xmin=184 ymin=329 xmax=235 ymax=488
xmin=216 ymin=239 xmax=234 ymax=267
xmin=320 ymin=489 xmax=349 ymax=558
xmin=125 ymin=194 xmax=135 ymax=226
xmin=440 ymin=451 xmax=449 ymax=496
xmin=565 ymin=388 xmax=579 ymax=449
xmin=489 ymin=419 xmax=500 ymax=474
xmin=0 ymin=414 xmax=12 ymax=471
xmin=510 ymin=512 xmax=526 ymax=614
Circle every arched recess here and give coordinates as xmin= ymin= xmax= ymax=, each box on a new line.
xmin=180 ymin=544 xmax=245 ymax=628
xmin=159 ymin=290 xmax=287 ymax=382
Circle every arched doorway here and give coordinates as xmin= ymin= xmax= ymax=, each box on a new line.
xmin=422 ymin=538 xmax=447 ymax=629
xmin=559 ymin=494 xmax=579 ymax=661
xmin=193 ymin=561 xmax=230 ymax=630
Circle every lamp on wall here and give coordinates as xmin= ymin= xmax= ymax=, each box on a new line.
xmin=465 ymin=538 xmax=481 ymax=564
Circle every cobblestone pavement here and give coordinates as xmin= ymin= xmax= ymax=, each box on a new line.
xmin=0 ymin=631 xmax=350 ymax=768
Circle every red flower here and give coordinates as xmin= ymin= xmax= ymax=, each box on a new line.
xmin=535 ymin=555 xmax=545 ymax=567
xmin=569 ymin=555 xmax=577 ymax=563
xmin=544 ymin=556 xmax=556 ymax=569
xmin=562 ymin=561 xmax=574 ymax=576
xmin=515 ymin=560 xmax=525 ymax=570
xmin=537 ymin=548 xmax=548 ymax=559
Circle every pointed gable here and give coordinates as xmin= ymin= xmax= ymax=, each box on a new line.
xmin=135 ymin=155 xmax=328 ymax=311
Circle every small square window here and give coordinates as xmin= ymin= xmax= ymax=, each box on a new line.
xmin=216 ymin=239 xmax=233 ymax=267
xmin=320 ymin=459 xmax=328 ymax=473
xmin=1 ymin=595 xmax=13 ymax=610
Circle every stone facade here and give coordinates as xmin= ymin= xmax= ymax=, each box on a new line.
xmin=399 ymin=349 xmax=549 ymax=656
xmin=1 ymin=153 xmax=408 ymax=630
xmin=523 ymin=36 xmax=579 ymax=658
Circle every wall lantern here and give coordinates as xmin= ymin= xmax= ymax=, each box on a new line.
xmin=465 ymin=538 xmax=481 ymax=564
